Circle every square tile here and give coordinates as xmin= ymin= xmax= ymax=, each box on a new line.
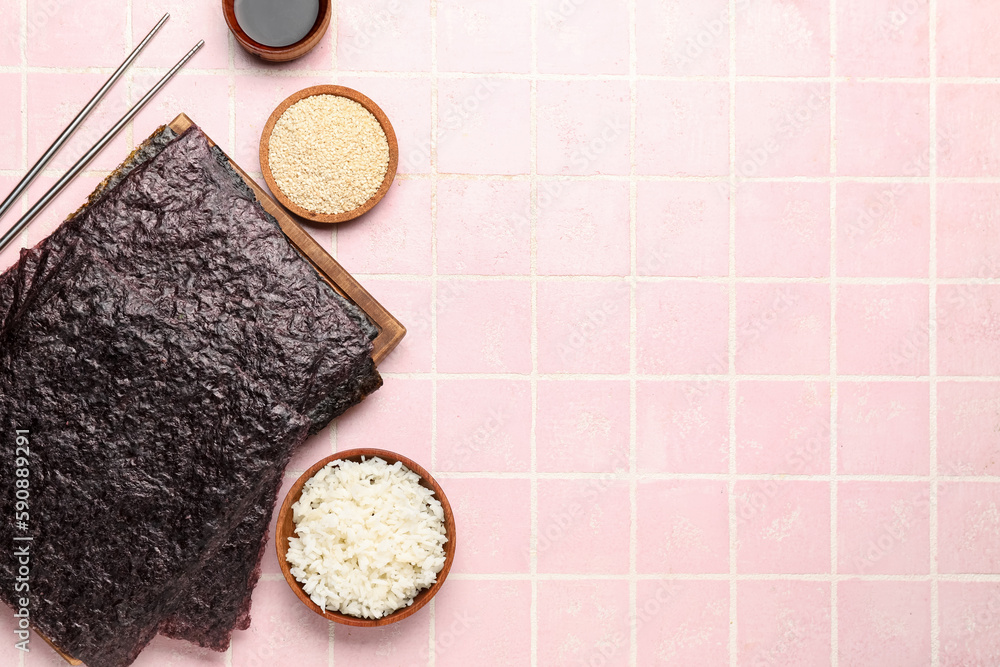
xmin=537 ymin=379 xmax=630 ymax=473
xmin=536 ymin=80 xmax=630 ymax=175
xmin=336 ymin=379 xmax=432 ymax=466
xmin=130 ymin=636 xmax=228 ymax=667
xmin=436 ymin=379 xmax=531 ymax=473
xmin=537 ymin=181 xmax=630 ymax=276
xmin=736 ymin=284 xmax=831 ymax=375
xmin=436 ymin=0 xmax=530 ymax=73
xmin=436 ymin=179 xmax=530 ymax=276
xmin=838 ymin=482 xmax=931 ymax=575
xmin=938 ymin=383 xmax=1000 ymax=477
xmin=27 ymin=72 xmax=129 ymax=172
xmin=937 ymin=0 xmax=1000 ymax=76
xmin=130 ymin=73 xmax=231 ymax=156
xmin=736 ymin=182 xmax=831 ymax=278
xmin=636 ymin=580 xmax=729 ymax=665
xmin=335 ymin=612 xmax=430 ymax=667
xmin=937 ymin=285 xmax=1000 ymax=376
xmin=837 ymin=284 xmax=930 ymax=376
xmin=837 ymin=382 xmax=930 ymax=476
xmin=637 ymin=81 xmax=730 ymax=176
xmin=443 ymin=478 xmax=530 ymax=574
xmin=354 ymin=279 xmax=432 ymax=373
xmin=537 ymin=479 xmax=630 ymax=574
xmin=638 ymin=281 xmax=729 ymax=375
xmin=434 ymin=580 xmax=531 ymax=667
xmin=437 ymin=78 xmax=530 ymax=175
xmin=736 ymin=480 xmax=830 ymax=574
xmin=0 ymin=0 xmax=18 ymax=67
xmin=537 ymin=580 xmax=631 ymax=667
xmin=837 ymin=183 xmax=930 ymax=278
xmin=638 ymin=480 xmax=730 ymax=574
xmin=337 ymin=0 xmax=432 ymax=72
xmin=537 ymin=0 xmax=629 ymax=74
xmin=636 ymin=0 xmax=729 ymax=76
xmin=737 ymin=581 xmax=832 ymax=667
xmin=836 ymin=83 xmax=930 ymax=177
xmin=939 ymin=582 xmax=1000 ymax=666
xmin=538 ymin=279 xmax=630 ymax=374
xmin=939 ymin=482 xmax=1000 ymax=574
xmin=26 ymin=0 xmax=127 ymax=67
xmin=637 ymin=182 xmax=730 ymax=278
xmin=735 ymin=82 xmax=831 ymax=178
xmin=836 ymin=0 xmax=930 ymax=77
xmin=234 ymin=74 xmax=328 ymax=173
xmin=938 ymin=184 xmax=1000 ymax=279
xmin=637 ymin=381 xmax=729 ymax=474
xmin=837 ymin=581 xmax=931 ymax=667
xmin=340 ymin=76 xmax=434 ymax=175
xmin=938 ymin=85 xmax=1000 ymax=177
xmin=230 ymin=580 xmax=329 ymax=666
xmin=735 ymin=0 xmax=830 ymax=76
xmin=132 ymin=2 xmax=230 ymax=69
xmin=437 ymin=280 xmax=532 ymax=373
xmin=736 ymin=381 xmax=830 ymax=475
xmin=335 ymin=179 xmax=432 ymax=275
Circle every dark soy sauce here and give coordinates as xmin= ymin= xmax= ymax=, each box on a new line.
xmin=234 ymin=0 xmax=320 ymax=48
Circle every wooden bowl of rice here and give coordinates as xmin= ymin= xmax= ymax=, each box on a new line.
xmin=259 ymin=85 xmax=399 ymax=224
xmin=275 ymin=448 xmax=456 ymax=627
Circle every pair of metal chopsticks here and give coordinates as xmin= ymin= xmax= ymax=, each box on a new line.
xmin=0 ymin=13 xmax=203 ymax=254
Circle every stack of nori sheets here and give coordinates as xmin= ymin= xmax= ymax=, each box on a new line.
xmin=0 ymin=125 xmax=383 ymax=666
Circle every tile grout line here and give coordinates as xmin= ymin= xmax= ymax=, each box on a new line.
xmin=428 ymin=1 xmax=439 ymax=664
xmin=225 ymin=22 xmax=237 ymax=667
xmin=828 ymin=0 xmax=839 ymax=662
xmin=727 ymin=1 xmax=738 ymax=665
xmin=529 ymin=0 xmax=540 ymax=664
xmin=374 ymin=371 xmax=1000 ymax=383
xmin=125 ymin=0 xmax=132 ymax=150
xmin=929 ymin=0 xmax=940 ymax=664
xmin=628 ymin=0 xmax=639 ymax=664
xmin=17 ymin=0 xmax=27 ymax=252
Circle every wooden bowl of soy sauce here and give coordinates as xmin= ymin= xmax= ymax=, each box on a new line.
xmin=224 ymin=0 xmax=331 ymax=62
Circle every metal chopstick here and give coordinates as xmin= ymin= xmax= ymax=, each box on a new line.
xmin=0 ymin=40 xmax=205 ymax=255
xmin=0 ymin=12 xmax=170 ymax=225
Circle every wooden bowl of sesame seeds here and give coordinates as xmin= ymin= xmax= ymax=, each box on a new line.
xmin=260 ymin=85 xmax=398 ymax=224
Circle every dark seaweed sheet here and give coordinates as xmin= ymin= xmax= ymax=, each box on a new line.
xmin=0 ymin=125 xmax=383 ymax=661
xmin=0 ymin=252 xmax=310 ymax=667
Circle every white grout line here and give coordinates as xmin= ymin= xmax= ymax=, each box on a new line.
xmin=728 ymin=2 xmax=738 ymax=665
xmin=929 ymin=1 xmax=940 ymax=664
xmin=628 ymin=0 xmax=639 ymax=664
xmin=529 ymin=0 xmax=540 ymax=665
xmin=377 ymin=371 xmax=1000 ymax=382
xmin=829 ymin=2 xmax=839 ymax=664
xmin=428 ymin=1 xmax=439 ymax=664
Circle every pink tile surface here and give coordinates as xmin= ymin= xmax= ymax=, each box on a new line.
xmin=8 ymin=1 xmax=1000 ymax=664
xmin=537 ymin=580 xmax=631 ymax=666
xmin=838 ymin=482 xmax=931 ymax=575
xmin=736 ymin=481 xmax=831 ymax=574
xmin=837 ymin=382 xmax=930 ymax=475
xmin=436 ymin=178 xmax=530 ymax=275
xmin=638 ymin=480 xmax=730 ymax=574
xmin=636 ymin=580 xmax=729 ymax=665
xmin=737 ymin=580 xmax=831 ymax=667
xmin=536 ymin=80 xmax=630 ymax=176
xmin=736 ymin=381 xmax=830 ymax=475
xmin=537 ymin=379 xmax=630 ymax=473
xmin=838 ymin=581 xmax=931 ymax=666
xmin=637 ymin=381 xmax=729 ymax=474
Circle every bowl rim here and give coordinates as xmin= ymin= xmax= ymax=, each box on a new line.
xmin=275 ymin=448 xmax=456 ymax=627
xmin=259 ymin=85 xmax=400 ymax=224
xmin=222 ymin=0 xmax=331 ymax=61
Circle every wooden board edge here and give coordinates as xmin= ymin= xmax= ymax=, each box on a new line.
xmin=168 ymin=113 xmax=405 ymax=366
xmin=37 ymin=630 xmax=82 ymax=665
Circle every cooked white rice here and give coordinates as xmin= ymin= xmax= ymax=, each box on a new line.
xmin=285 ymin=456 xmax=448 ymax=619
